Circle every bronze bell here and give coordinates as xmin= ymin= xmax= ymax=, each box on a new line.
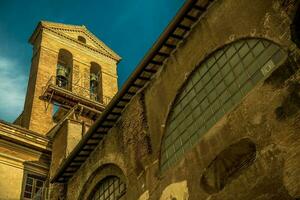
xmin=90 ymin=73 xmax=98 ymax=88
xmin=56 ymin=64 xmax=69 ymax=88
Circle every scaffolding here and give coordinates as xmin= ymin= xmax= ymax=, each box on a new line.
xmin=41 ymin=76 xmax=113 ymax=138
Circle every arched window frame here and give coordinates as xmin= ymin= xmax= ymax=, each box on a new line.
xmin=90 ymin=62 xmax=103 ymax=102
xmin=79 ymin=164 xmax=127 ymax=200
xmin=88 ymin=175 xmax=126 ymax=200
xmin=56 ymin=49 xmax=73 ymax=91
xmin=78 ymin=35 xmax=87 ymax=44
xmin=159 ymin=38 xmax=288 ymax=172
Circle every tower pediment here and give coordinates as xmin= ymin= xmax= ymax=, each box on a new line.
xmin=29 ymin=21 xmax=121 ymax=61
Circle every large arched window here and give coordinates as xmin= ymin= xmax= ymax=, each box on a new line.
xmin=90 ymin=62 xmax=103 ymax=102
xmin=160 ymin=38 xmax=287 ymax=171
xmin=88 ymin=176 xmax=126 ymax=200
xmin=56 ymin=49 xmax=73 ymax=90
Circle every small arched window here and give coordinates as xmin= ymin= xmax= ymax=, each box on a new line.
xmin=56 ymin=49 xmax=73 ymax=90
xmin=89 ymin=176 xmax=126 ymax=200
xmin=90 ymin=62 xmax=102 ymax=102
xmin=78 ymin=36 xmax=86 ymax=44
xmin=160 ymin=38 xmax=287 ymax=172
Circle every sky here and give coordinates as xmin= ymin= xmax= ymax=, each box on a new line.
xmin=0 ymin=0 xmax=184 ymax=122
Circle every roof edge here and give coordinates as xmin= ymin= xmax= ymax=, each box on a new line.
xmin=28 ymin=21 xmax=122 ymax=61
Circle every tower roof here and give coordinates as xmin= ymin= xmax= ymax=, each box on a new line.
xmin=29 ymin=21 xmax=121 ymax=62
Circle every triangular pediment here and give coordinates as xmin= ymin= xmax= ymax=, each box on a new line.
xmin=29 ymin=21 xmax=121 ymax=61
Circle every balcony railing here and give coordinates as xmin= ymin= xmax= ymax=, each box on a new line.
xmin=43 ymin=76 xmax=112 ymax=105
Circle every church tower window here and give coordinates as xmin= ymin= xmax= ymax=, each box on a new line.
xmin=90 ymin=62 xmax=102 ymax=102
xmin=78 ymin=36 xmax=86 ymax=44
xmin=56 ymin=49 xmax=73 ymax=90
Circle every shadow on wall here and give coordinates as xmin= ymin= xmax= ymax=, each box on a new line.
xmin=200 ymin=138 xmax=256 ymax=194
xmin=291 ymin=3 xmax=300 ymax=48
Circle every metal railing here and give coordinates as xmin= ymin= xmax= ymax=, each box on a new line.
xmin=43 ymin=76 xmax=112 ymax=105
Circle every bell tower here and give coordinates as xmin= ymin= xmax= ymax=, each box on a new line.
xmin=18 ymin=21 xmax=121 ymax=135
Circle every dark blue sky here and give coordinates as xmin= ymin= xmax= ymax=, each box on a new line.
xmin=0 ymin=0 xmax=184 ymax=122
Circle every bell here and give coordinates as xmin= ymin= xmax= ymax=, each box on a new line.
xmin=57 ymin=64 xmax=69 ymax=78
xmin=56 ymin=64 xmax=69 ymax=88
xmin=90 ymin=73 xmax=98 ymax=82
xmin=57 ymin=68 xmax=68 ymax=78
xmin=90 ymin=73 xmax=99 ymax=89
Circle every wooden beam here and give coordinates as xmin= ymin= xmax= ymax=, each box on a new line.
xmin=101 ymin=124 xmax=114 ymax=128
xmin=131 ymin=83 xmax=144 ymax=88
xmin=110 ymin=111 xmax=122 ymax=116
xmin=65 ymin=167 xmax=78 ymax=172
xmin=164 ymin=43 xmax=176 ymax=49
xmin=144 ymin=68 xmax=157 ymax=73
xmin=91 ymin=134 xmax=104 ymax=139
xmin=126 ymin=91 xmax=136 ymax=96
xmin=62 ymin=174 xmax=73 ymax=178
xmin=170 ymin=34 xmax=184 ymax=40
xmin=73 ymin=158 xmax=85 ymax=162
xmin=70 ymin=163 xmax=81 ymax=167
xmin=86 ymin=139 xmax=100 ymax=145
xmin=157 ymin=52 xmax=170 ymax=57
xmin=105 ymin=118 xmax=118 ymax=122
xmin=83 ymin=145 xmax=97 ymax=150
xmin=115 ymin=104 xmax=125 ymax=109
xmin=150 ymin=60 xmax=163 ymax=65
xmin=193 ymin=5 xmax=206 ymax=12
xmin=138 ymin=76 xmax=151 ymax=81
xmin=120 ymin=98 xmax=130 ymax=103
xmin=178 ymin=24 xmax=191 ymax=31
xmin=185 ymin=14 xmax=197 ymax=22
xmin=63 ymin=173 xmax=74 ymax=177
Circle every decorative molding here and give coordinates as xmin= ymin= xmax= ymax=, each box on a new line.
xmin=0 ymin=121 xmax=51 ymax=152
xmin=29 ymin=21 xmax=121 ymax=62
xmin=0 ymin=152 xmax=24 ymax=170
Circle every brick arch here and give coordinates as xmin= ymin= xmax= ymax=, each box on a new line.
xmin=78 ymin=163 xmax=127 ymax=200
xmin=159 ymin=37 xmax=287 ymax=172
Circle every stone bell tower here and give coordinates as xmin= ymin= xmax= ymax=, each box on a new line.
xmin=17 ymin=21 xmax=121 ymax=135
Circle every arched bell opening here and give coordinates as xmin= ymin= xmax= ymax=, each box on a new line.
xmin=90 ymin=62 xmax=103 ymax=102
xmin=56 ymin=49 xmax=73 ymax=90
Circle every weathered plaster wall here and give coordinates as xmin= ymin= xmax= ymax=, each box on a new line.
xmin=50 ymin=119 xmax=85 ymax=180
xmin=0 ymin=159 xmax=24 ymax=200
xmin=66 ymin=0 xmax=300 ymax=199
xmin=0 ymin=139 xmax=49 ymax=200
xmin=50 ymin=121 xmax=68 ymax=179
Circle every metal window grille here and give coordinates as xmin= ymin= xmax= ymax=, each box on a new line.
xmin=90 ymin=176 xmax=126 ymax=200
xmin=161 ymin=38 xmax=287 ymax=171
